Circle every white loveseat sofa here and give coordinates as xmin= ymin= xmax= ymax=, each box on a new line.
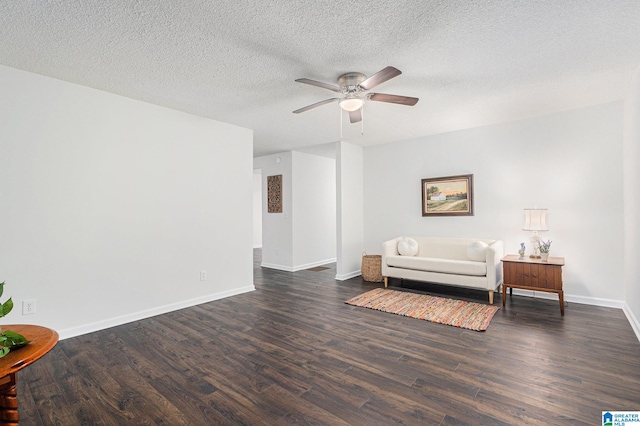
xmin=382 ymin=237 xmax=504 ymax=304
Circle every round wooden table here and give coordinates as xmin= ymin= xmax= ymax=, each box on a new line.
xmin=0 ymin=325 xmax=58 ymax=425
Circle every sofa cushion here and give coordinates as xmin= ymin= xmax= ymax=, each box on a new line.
xmin=466 ymin=241 xmax=489 ymax=262
xmin=386 ymin=255 xmax=487 ymax=276
xmin=411 ymin=237 xmax=478 ymax=261
xmin=398 ymin=237 xmax=419 ymax=256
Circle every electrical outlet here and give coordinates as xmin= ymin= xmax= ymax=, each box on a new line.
xmin=200 ymin=270 xmax=207 ymax=281
xmin=23 ymin=299 xmax=36 ymax=315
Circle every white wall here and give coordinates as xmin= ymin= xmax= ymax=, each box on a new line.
xmin=0 ymin=65 xmax=254 ymax=339
xmin=336 ymin=142 xmax=364 ymax=280
xmin=364 ymin=102 xmax=624 ymax=305
xmin=292 ymin=151 xmax=336 ymax=269
xmin=254 ymin=151 xmax=336 ymax=271
xmin=254 ymin=153 xmax=294 ymax=269
xmin=253 ymin=169 xmax=263 ymax=248
xmin=623 ymin=65 xmax=640 ymax=338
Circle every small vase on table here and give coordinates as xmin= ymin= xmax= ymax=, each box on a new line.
xmin=539 ymin=239 xmax=552 ymax=262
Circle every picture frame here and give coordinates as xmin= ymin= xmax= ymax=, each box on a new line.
xmin=421 ymin=174 xmax=474 ymax=216
xmin=267 ymin=174 xmax=283 ymax=213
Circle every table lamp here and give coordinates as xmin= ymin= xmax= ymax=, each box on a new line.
xmin=523 ymin=208 xmax=548 ymax=258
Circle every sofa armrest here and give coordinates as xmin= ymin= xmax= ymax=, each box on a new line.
xmin=382 ymin=237 xmax=402 ymax=276
xmin=486 ymin=240 xmax=504 ymax=289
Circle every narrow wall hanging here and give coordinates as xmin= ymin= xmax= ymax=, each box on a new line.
xmin=267 ymin=174 xmax=283 ymax=213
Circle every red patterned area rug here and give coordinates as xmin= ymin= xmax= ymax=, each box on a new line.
xmin=345 ymin=288 xmax=499 ymax=331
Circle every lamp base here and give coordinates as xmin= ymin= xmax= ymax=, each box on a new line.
xmin=529 ymin=231 xmax=542 ymax=259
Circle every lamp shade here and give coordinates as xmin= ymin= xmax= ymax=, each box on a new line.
xmin=339 ymin=97 xmax=364 ymax=112
xmin=523 ymin=208 xmax=548 ymax=231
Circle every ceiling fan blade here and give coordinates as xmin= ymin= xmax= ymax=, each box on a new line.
xmin=293 ymin=98 xmax=339 ymax=114
xmin=359 ymin=66 xmax=402 ymax=90
xmin=348 ymin=108 xmax=362 ymax=123
xmin=295 ymin=78 xmax=341 ymax=92
xmin=368 ymin=93 xmax=419 ymax=106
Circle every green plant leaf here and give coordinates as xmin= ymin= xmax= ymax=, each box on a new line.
xmin=0 ymin=298 xmax=13 ymax=318
xmin=0 ymin=347 xmax=9 ymax=358
xmin=1 ymin=331 xmax=29 ymax=348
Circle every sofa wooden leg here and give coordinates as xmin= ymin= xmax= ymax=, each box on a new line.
xmin=384 ymin=277 xmax=388 ymax=288
xmin=488 ymin=290 xmax=494 ymax=305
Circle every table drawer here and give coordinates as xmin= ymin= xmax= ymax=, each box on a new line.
xmin=503 ymin=262 xmax=562 ymax=290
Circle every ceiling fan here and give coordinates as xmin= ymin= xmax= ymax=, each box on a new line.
xmin=293 ymin=66 xmax=419 ymax=124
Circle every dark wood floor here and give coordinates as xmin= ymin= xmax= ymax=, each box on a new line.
xmin=15 ymin=249 xmax=640 ymax=425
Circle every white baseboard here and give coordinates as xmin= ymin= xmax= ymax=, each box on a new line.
xmin=293 ymin=258 xmax=336 ymax=272
xmin=262 ymin=262 xmax=360 ymax=280
xmin=261 ymin=258 xmax=336 ymax=273
xmin=623 ymin=303 xmax=640 ymax=343
xmin=508 ymin=288 xmax=624 ymax=308
xmin=260 ymin=262 xmax=293 ymax=272
xmin=335 ymin=270 xmax=362 ymax=281
xmin=57 ymin=285 xmax=256 ymax=340
xmin=565 ymin=293 xmax=625 ymax=309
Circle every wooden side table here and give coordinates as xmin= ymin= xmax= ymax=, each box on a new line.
xmin=501 ymin=255 xmax=566 ymax=315
xmin=0 ymin=325 xmax=58 ymax=425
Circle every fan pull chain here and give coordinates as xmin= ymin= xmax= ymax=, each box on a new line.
xmin=339 ymin=106 xmax=365 ymax=139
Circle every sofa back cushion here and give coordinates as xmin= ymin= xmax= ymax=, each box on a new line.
xmin=410 ymin=237 xmax=495 ymax=261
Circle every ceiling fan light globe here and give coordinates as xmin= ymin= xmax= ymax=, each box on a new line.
xmin=339 ymin=98 xmax=364 ymax=112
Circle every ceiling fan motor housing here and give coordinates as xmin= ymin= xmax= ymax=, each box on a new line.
xmin=338 ymin=72 xmax=366 ymax=94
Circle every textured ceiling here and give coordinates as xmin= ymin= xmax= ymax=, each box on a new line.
xmin=2 ymin=1 xmax=640 ymax=157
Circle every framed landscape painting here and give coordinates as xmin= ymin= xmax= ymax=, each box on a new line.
xmin=421 ymin=174 xmax=474 ymax=216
